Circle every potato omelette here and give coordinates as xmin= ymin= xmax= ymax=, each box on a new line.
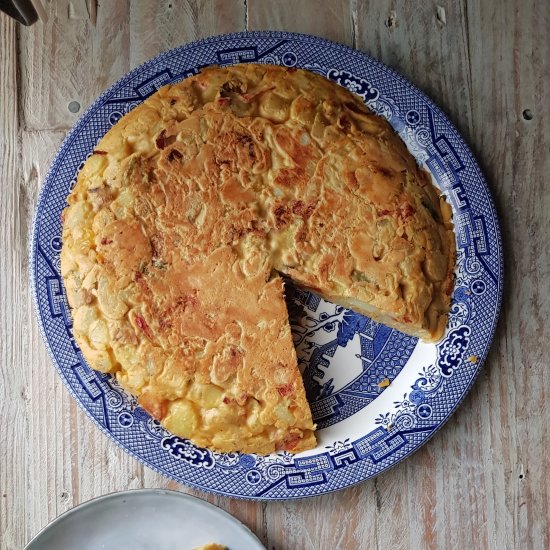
xmin=61 ymin=64 xmax=455 ymax=454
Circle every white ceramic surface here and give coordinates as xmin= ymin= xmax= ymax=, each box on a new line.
xmin=25 ymin=489 xmax=265 ymax=550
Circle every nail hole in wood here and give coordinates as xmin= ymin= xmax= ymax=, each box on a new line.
xmin=519 ymin=474 xmax=524 ymax=479
xmin=522 ymin=109 xmax=533 ymax=121
xmin=68 ymin=101 xmax=81 ymax=113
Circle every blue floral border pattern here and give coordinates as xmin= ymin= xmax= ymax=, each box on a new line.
xmin=30 ymin=32 xmax=502 ymax=499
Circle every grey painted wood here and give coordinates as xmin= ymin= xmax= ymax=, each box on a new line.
xmin=247 ymin=0 xmax=356 ymax=47
xmin=1 ymin=1 xmax=548 ymax=548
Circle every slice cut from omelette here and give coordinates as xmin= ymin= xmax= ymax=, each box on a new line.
xmin=60 ymin=64 xmax=455 ymax=454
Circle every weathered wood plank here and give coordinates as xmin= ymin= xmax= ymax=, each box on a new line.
xmin=129 ymin=0 xmax=245 ymax=66
xmin=19 ymin=0 xmax=132 ymax=131
xmin=355 ymin=1 xmax=475 ymax=139
xmin=463 ymin=1 xmax=550 ymax=548
xmin=0 ymin=15 xmax=27 ymax=550
xmin=247 ymin=0 xmax=356 ymax=47
xmin=262 ymin=484 xmax=379 ymax=550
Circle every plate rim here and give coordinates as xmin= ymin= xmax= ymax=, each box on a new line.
xmin=29 ymin=30 xmax=504 ymax=500
xmin=24 ymin=487 xmax=266 ymax=549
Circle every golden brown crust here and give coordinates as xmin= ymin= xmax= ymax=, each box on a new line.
xmin=61 ymin=64 xmax=455 ymax=454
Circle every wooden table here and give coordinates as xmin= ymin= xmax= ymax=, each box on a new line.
xmin=1 ymin=1 xmax=548 ymax=548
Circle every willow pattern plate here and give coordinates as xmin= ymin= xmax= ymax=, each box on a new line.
xmin=31 ymin=31 xmax=502 ymax=499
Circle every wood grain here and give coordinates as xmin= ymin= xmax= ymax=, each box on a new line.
xmin=20 ymin=0 xmax=245 ymax=131
xmin=19 ymin=0 xmax=132 ymax=131
xmin=1 ymin=1 xmax=549 ymax=549
xmin=0 ymin=15 xmax=27 ymax=548
xmin=129 ymin=0 xmax=245 ymax=66
xmin=354 ymin=1 xmax=475 ymax=140
xmin=247 ymin=0 xmax=356 ymax=47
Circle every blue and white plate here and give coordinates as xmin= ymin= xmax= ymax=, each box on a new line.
xmin=31 ymin=31 xmax=503 ymax=500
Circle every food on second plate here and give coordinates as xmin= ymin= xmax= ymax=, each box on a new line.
xmin=61 ymin=64 xmax=455 ymax=454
